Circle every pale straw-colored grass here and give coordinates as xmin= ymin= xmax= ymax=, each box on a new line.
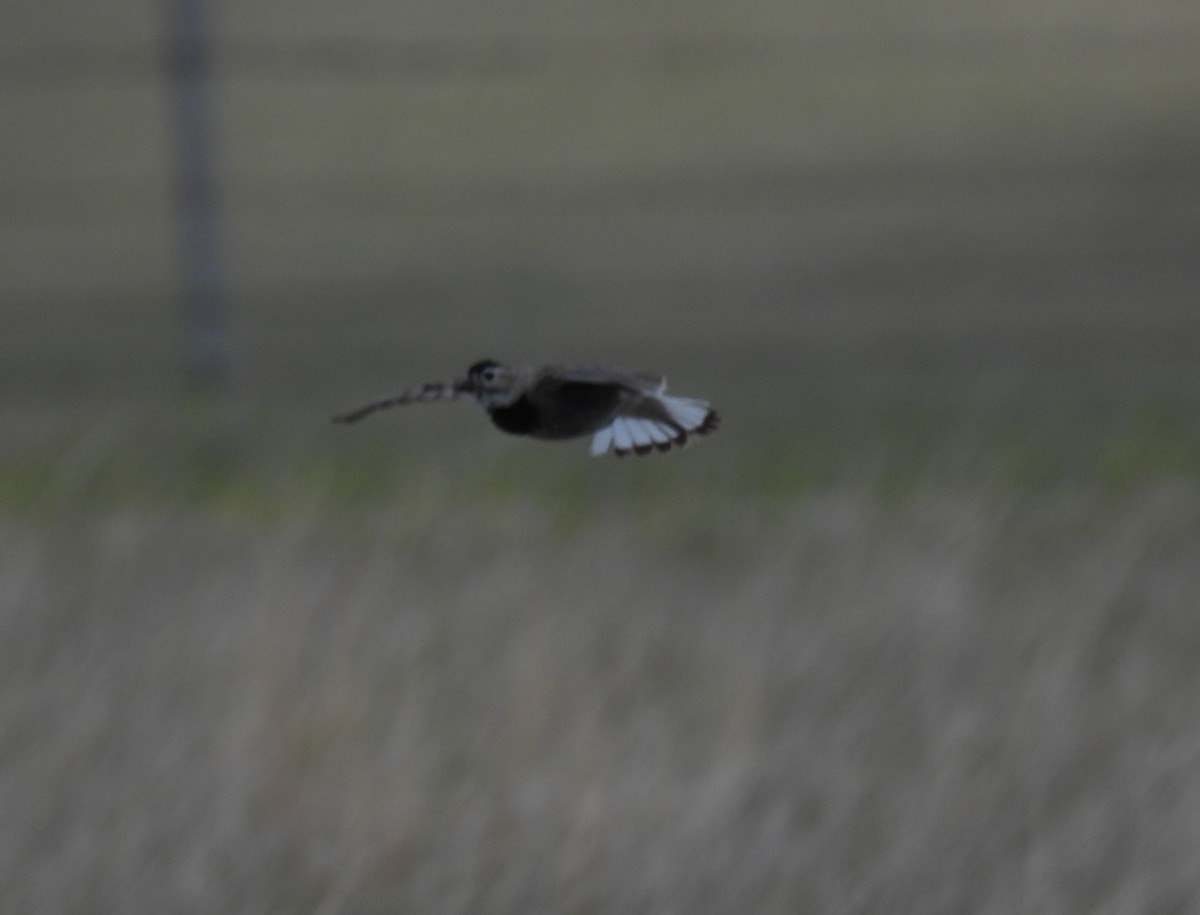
xmin=4 ymin=471 xmax=1199 ymax=913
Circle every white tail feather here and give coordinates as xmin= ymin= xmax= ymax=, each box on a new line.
xmin=627 ymin=418 xmax=654 ymax=448
xmin=611 ymin=418 xmax=633 ymax=452
xmin=662 ymin=395 xmax=711 ymax=431
xmin=590 ymin=425 xmax=614 ymax=456
xmin=590 ymin=396 xmax=717 ymax=457
xmin=646 ymin=422 xmax=672 ymax=445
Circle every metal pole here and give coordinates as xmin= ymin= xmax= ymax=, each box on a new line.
xmin=164 ymin=0 xmax=228 ymax=392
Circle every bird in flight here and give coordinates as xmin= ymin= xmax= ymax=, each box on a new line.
xmin=333 ymin=360 xmax=719 ymax=457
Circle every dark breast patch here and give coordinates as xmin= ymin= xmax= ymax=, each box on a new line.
xmin=487 ymin=395 xmax=542 ymax=436
xmin=529 ymin=381 xmax=625 ymax=438
xmin=486 ymin=382 xmax=627 ymax=440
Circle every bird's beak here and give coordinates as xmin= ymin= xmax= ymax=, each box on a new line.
xmin=454 ymin=378 xmax=475 ymax=396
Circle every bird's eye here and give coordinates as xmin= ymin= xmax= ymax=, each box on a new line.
xmin=483 ymin=368 xmax=498 ymax=383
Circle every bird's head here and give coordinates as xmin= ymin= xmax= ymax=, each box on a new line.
xmin=457 ymin=359 xmax=523 ymax=408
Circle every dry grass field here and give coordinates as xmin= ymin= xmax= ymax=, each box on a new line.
xmin=5 ymin=0 xmax=1200 ymax=911
xmin=4 ymin=424 xmax=1200 ymax=913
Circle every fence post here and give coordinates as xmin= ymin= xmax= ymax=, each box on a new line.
xmin=164 ymin=0 xmax=229 ymax=392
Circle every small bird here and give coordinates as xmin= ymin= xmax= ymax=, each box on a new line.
xmin=333 ymin=360 xmax=719 ymax=457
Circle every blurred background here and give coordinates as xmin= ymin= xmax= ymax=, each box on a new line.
xmin=4 ymin=0 xmax=1200 ymax=911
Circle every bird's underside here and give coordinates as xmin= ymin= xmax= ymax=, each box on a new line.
xmin=333 ymin=361 xmax=719 ymax=457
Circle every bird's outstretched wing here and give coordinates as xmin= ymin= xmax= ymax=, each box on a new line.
xmin=534 ymin=365 xmax=717 ymax=456
xmin=331 ymin=381 xmax=461 ymax=424
xmin=590 ymin=394 xmax=719 ymax=457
